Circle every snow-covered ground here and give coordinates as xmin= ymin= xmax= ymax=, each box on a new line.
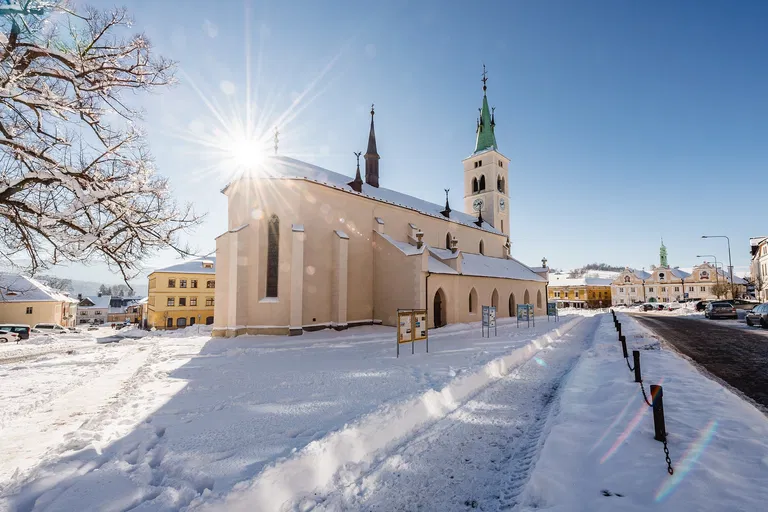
xmin=0 ymin=315 xmax=581 ymax=510
xmin=3 ymin=312 xmax=768 ymax=511
xmin=520 ymin=312 xmax=768 ymax=511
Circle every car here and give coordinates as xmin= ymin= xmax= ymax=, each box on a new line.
xmin=0 ymin=330 xmax=20 ymax=343
xmin=87 ymin=325 xmax=99 ymax=331
xmin=723 ymin=299 xmax=760 ymax=311
xmin=67 ymin=327 xmax=81 ymax=333
xmin=746 ymin=303 xmax=768 ymax=328
xmin=705 ymin=301 xmax=737 ymax=320
xmin=33 ymin=323 xmax=68 ymax=333
xmin=695 ymin=300 xmax=709 ymax=311
xmin=642 ymin=304 xmax=655 ymax=311
xmin=0 ymin=324 xmax=31 ymax=340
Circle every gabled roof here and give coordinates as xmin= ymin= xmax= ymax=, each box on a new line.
xmin=80 ymin=295 xmax=111 ymax=309
xmin=460 ymin=253 xmax=546 ymax=282
xmin=223 ymin=157 xmax=502 ymax=236
xmin=151 ymin=257 xmax=216 ymax=275
xmin=549 ymin=276 xmax=613 ymax=287
xmin=0 ymin=273 xmax=77 ymax=303
xmin=667 ymin=268 xmax=691 ymax=280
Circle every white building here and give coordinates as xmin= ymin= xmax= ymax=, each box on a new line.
xmin=77 ymin=295 xmax=111 ymax=324
xmin=751 ymin=237 xmax=768 ymax=301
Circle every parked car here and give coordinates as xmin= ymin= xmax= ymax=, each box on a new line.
xmin=0 ymin=329 xmax=20 ymax=343
xmin=0 ymin=324 xmax=30 ymax=340
xmin=746 ymin=303 xmax=768 ymax=328
xmin=695 ymin=300 xmax=709 ymax=311
xmin=641 ymin=304 xmax=656 ymax=311
xmin=705 ymin=301 xmax=738 ymax=320
xmin=723 ymin=299 xmax=759 ymax=311
xmin=33 ymin=323 xmax=68 ymax=333
xmin=87 ymin=325 xmax=99 ymax=331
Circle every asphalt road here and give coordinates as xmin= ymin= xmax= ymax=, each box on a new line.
xmin=633 ymin=315 xmax=768 ymax=409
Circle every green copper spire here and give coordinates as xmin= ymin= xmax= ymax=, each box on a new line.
xmin=474 ymin=65 xmax=498 ymax=154
xmin=660 ymin=238 xmax=668 ymax=267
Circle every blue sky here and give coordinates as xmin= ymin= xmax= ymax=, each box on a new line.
xmin=57 ymin=0 xmax=767 ymax=283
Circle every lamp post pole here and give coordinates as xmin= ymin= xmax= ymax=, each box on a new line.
xmin=697 ymin=254 xmax=720 ymax=295
xmin=702 ymin=236 xmax=735 ymax=299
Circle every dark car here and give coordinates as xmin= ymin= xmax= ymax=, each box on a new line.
xmin=695 ymin=300 xmax=709 ymax=312
xmin=705 ymin=301 xmax=737 ymax=320
xmin=642 ymin=304 xmax=655 ymax=311
xmin=746 ymin=303 xmax=768 ymax=328
xmin=0 ymin=324 xmax=30 ymax=340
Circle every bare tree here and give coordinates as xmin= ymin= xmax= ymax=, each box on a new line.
xmin=711 ymin=282 xmax=731 ymax=299
xmin=0 ymin=2 xmax=202 ymax=282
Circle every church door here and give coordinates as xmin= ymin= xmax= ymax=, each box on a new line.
xmin=433 ymin=289 xmax=446 ymax=328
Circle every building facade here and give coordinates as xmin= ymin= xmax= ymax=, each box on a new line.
xmin=548 ymin=274 xmax=613 ymax=308
xmin=611 ymin=263 xmax=746 ymax=304
xmin=0 ymin=273 xmax=78 ymax=327
xmin=751 ymin=237 xmax=768 ymax=301
xmin=77 ymin=295 xmax=110 ymax=324
xmin=213 ymin=74 xmax=549 ymax=337
xmin=147 ymin=259 xmax=216 ymax=329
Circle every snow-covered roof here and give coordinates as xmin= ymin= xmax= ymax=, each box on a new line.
xmin=152 ymin=257 xmax=216 ymax=275
xmin=548 ymin=276 xmax=613 ymax=287
xmin=428 ymin=246 xmax=460 ymax=260
xmin=528 ymin=266 xmax=548 ymax=273
xmin=377 ymin=233 xmax=423 ymax=256
xmin=80 ymin=295 xmax=111 ymax=309
xmin=460 ymin=254 xmax=546 ymax=282
xmin=0 ymin=273 xmax=78 ymax=303
xmin=667 ymin=268 xmax=691 ymax=280
xmin=631 ymin=269 xmax=652 ymax=280
xmin=226 ymin=157 xmax=502 ymax=235
xmin=750 ymin=237 xmax=768 ymax=247
xmin=428 ymin=257 xmax=458 ymax=274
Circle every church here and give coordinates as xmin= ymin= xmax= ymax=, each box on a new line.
xmin=212 ymin=73 xmax=549 ymax=337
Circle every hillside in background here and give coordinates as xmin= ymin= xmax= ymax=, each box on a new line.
xmin=35 ymin=276 xmax=148 ymax=299
xmin=568 ymin=263 xmax=624 ymax=278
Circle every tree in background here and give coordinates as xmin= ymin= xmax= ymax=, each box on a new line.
xmin=37 ymin=274 xmax=71 ymax=291
xmin=0 ymin=2 xmax=202 ymax=281
xmin=711 ymin=282 xmax=731 ymax=299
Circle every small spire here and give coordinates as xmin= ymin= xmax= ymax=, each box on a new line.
xmin=475 ymin=210 xmax=484 ymax=227
xmin=481 ymin=63 xmax=488 ymax=93
xmin=365 ymin=103 xmax=380 ymax=187
xmin=474 ymin=65 xmax=498 ymax=153
xmin=441 ymin=188 xmax=451 ymax=217
xmin=348 ymin=151 xmax=364 ymax=192
xmin=273 ymin=126 xmax=279 ymax=155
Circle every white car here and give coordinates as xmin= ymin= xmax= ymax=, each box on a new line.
xmin=33 ymin=323 xmax=68 ymax=333
xmin=0 ymin=330 xmax=20 ymax=343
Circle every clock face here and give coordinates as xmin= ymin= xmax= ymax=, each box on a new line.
xmin=472 ymin=198 xmax=484 ymax=211
xmin=499 ymin=198 xmax=506 ymax=211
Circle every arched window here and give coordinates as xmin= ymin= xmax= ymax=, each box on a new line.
xmin=472 ymin=177 xmax=478 ymax=193
xmin=497 ymin=176 xmax=505 ymax=193
xmin=479 ymin=175 xmax=486 ymax=191
xmin=177 ymin=317 xmax=187 ymax=328
xmin=479 ymin=240 xmax=484 ymax=255
xmin=469 ymin=288 xmax=478 ymax=313
xmin=524 ymin=289 xmax=530 ymax=305
xmin=537 ymin=290 xmax=542 ymax=308
xmin=266 ymin=215 xmax=279 ymax=298
xmin=491 ymin=289 xmax=499 ymax=309
xmin=509 ymin=293 xmax=516 ymax=316
xmin=445 ymin=232 xmax=452 ymax=249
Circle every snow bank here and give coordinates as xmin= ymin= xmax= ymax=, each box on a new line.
xmin=519 ymin=313 xmax=768 ymax=511
xmin=197 ymin=316 xmax=586 ymax=511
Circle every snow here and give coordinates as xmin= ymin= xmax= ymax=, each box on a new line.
xmin=0 ymin=273 xmax=77 ymax=303
xmin=428 ymin=246 xmax=459 ymax=260
xmin=79 ymin=295 xmax=111 ymax=309
xmin=234 ymin=156 xmax=502 ymax=235
xmin=461 ymin=253 xmax=546 ymax=282
xmin=151 ymin=258 xmax=216 ymax=275
xmin=376 ymin=232 xmax=423 ymax=256
xmin=548 ymin=274 xmax=613 ymax=287
xmin=519 ymin=313 xmax=768 ymax=511
xmin=0 ymin=314 xmax=582 ymax=510
xmin=428 ymin=256 xmax=458 ymax=274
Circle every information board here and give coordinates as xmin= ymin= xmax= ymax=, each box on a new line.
xmin=517 ymin=304 xmax=535 ymax=327
xmin=413 ymin=311 xmax=427 ymax=340
xmin=396 ymin=309 xmax=429 ymax=357
xmin=398 ymin=311 xmax=412 ymax=343
xmin=489 ymin=306 xmax=497 ymax=328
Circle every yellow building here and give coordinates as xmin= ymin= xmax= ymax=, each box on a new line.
xmin=147 ymin=258 xmax=216 ymax=329
xmin=548 ymin=274 xmax=613 ymax=309
xmin=0 ymin=273 xmax=79 ymax=327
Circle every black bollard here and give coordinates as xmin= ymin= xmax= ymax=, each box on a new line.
xmin=618 ymin=323 xmax=622 ymax=338
xmin=620 ymin=335 xmax=628 ymax=358
xmin=650 ymin=385 xmax=667 ymax=442
xmin=633 ymin=350 xmax=641 ymax=383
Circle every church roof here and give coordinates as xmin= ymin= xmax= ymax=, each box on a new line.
xmin=233 ymin=156 xmax=503 ymax=235
xmin=460 ymin=253 xmax=546 ymax=282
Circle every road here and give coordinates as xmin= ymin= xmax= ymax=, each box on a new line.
xmin=632 ymin=315 xmax=768 ymax=409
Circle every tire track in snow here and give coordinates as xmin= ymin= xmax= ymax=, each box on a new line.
xmin=312 ymin=316 xmax=601 ymax=512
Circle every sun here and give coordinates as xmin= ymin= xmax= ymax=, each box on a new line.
xmin=227 ymin=135 xmax=266 ymax=171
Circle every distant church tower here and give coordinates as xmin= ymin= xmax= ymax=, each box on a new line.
xmin=462 ymin=66 xmax=510 ymax=236
xmin=365 ymin=104 xmax=380 ymax=188
xmin=660 ymin=239 xmax=668 ymax=267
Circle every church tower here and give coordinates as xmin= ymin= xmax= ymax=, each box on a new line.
xmin=463 ymin=66 xmax=510 ymax=237
xmin=660 ymin=239 xmax=668 ymax=267
xmin=364 ymin=104 xmax=380 ymax=188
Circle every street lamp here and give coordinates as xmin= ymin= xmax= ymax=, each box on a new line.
xmin=701 ymin=236 xmax=735 ymax=299
xmin=696 ymin=254 xmax=720 ymax=290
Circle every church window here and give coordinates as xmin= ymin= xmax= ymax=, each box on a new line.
xmin=479 ymin=240 xmax=484 ymax=255
xmin=497 ymin=176 xmax=505 ymax=193
xmin=469 ymin=288 xmax=478 ymax=313
xmin=478 ymin=160 xmax=482 ymax=167
xmin=498 ymin=160 xmax=503 ymax=167
xmin=445 ymin=232 xmax=452 ymax=249
xmin=479 ymin=175 xmax=486 ymax=191
xmin=472 ymin=177 xmax=478 ymax=193
xmin=266 ymin=215 xmax=280 ymax=298
xmin=537 ymin=290 xmax=542 ymax=308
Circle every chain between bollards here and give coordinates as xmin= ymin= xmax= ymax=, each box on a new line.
xmin=663 ymin=438 xmax=674 ymax=475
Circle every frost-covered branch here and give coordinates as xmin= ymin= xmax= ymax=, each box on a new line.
xmin=0 ymin=2 xmax=202 ymax=280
